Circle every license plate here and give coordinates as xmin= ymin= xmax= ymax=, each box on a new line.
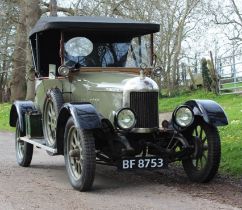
xmin=118 ymin=157 xmax=167 ymax=170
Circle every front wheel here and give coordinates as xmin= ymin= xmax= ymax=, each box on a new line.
xmin=182 ymin=120 xmax=221 ymax=183
xmin=64 ymin=117 xmax=96 ymax=191
xmin=15 ymin=120 xmax=33 ymax=167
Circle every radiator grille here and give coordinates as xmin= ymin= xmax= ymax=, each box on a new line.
xmin=130 ymin=92 xmax=159 ymax=128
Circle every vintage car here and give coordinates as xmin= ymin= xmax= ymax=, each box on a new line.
xmin=9 ymin=16 xmax=228 ymax=191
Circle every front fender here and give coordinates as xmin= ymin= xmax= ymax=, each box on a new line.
xmin=56 ymin=103 xmax=101 ymax=154
xmin=9 ymin=101 xmax=37 ymax=132
xmin=185 ymin=99 xmax=228 ymax=126
xmin=57 ymin=103 xmax=101 ymax=130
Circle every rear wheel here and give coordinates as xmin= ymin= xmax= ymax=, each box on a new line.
xmin=64 ymin=117 xmax=96 ymax=191
xmin=15 ymin=120 xmax=33 ymax=167
xmin=182 ymin=120 xmax=221 ymax=183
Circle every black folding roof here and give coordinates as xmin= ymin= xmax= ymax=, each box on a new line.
xmin=29 ymin=16 xmax=160 ymax=38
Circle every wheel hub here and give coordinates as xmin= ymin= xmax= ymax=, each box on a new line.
xmin=69 ymin=148 xmax=80 ymax=158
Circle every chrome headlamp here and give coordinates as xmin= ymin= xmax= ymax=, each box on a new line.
xmin=115 ymin=108 xmax=136 ymax=130
xmin=173 ymin=105 xmax=194 ymax=127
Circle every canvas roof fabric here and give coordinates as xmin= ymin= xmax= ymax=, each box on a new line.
xmin=29 ymin=16 xmax=160 ymax=38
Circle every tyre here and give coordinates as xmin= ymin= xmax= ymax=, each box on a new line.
xmin=64 ymin=117 xmax=96 ymax=191
xmin=182 ymin=120 xmax=221 ymax=183
xmin=15 ymin=120 xmax=33 ymax=167
xmin=43 ymin=88 xmax=64 ymax=148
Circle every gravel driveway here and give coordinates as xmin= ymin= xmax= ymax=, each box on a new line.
xmin=0 ymin=122 xmax=242 ymax=210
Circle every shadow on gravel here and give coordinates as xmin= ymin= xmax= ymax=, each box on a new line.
xmin=30 ymin=164 xmax=65 ymax=171
xmin=93 ymin=164 xmax=242 ymax=208
xmin=19 ymin=159 xmax=242 ymax=208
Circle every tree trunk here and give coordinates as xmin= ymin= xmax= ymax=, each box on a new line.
xmin=209 ymin=51 xmax=219 ymax=95
xmin=0 ymin=89 xmax=2 ymax=103
xmin=10 ymin=2 xmax=27 ymax=102
xmin=170 ymin=0 xmax=199 ymax=93
xmin=49 ymin=0 xmax=57 ymax=16
xmin=1 ymin=26 xmax=12 ymax=103
xmin=25 ymin=0 xmax=41 ymax=100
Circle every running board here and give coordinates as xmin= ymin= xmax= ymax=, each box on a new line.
xmin=20 ymin=137 xmax=57 ymax=154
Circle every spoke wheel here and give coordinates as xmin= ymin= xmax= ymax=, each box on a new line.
xmin=182 ymin=120 xmax=221 ymax=183
xmin=67 ymin=127 xmax=83 ymax=180
xmin=64 ymin=117 xmax=96 ymax=191
xmin=15 ymin=120 xmax=33 ymax=167
xmin=43 ymin=88 xmax=64 ymax=148
xmin=44 ymin=99 xmax=57 ymax=145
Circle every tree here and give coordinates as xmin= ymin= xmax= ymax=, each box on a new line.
xmin=25 ymin=0 xmax=41 ymax=100
xmin=156 ymin=0 xmax=201 ymax=93
xmin=201 ymin=58 xmax=212 ymax=91
xmin=9 ymin=0 xmax=79 ymax=101
xmin=49 ymin=0 xmax=57 ymax=16
xmin=10 ymin=1 xmax=27 ymax=101
xmin=0 ymin=0 xmax=18 ymax=102
xmin=212 ymin=0 xmax=242 ymax=48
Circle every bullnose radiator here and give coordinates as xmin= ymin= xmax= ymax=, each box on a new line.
xmin=130 ymin=92 xmax=159 ymax=128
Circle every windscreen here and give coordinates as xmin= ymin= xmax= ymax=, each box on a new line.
xmin=64 ymin=35 xmax=151 ymax=68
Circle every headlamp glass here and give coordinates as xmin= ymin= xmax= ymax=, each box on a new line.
xmin=117 ymin=109 xmax=136 ymax=129
xmin=175 ymin=106 xmax=194 ymax=127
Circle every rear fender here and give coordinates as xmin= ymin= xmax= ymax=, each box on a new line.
xmin=185 ymin=99 xmax=228 ymax=126
xmin=9 ymin=101 xmax=37 ymax=132
xmin=56 ymin=103 xmax=101 ymax=154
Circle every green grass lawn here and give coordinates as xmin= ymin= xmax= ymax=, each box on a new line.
xmin=222 ymin=81 xmax=242 ymax=89
xmin=159 ymin=89 xmax=242 ymax=176
xmin=220 ymin=82 xmax=242 ymax=93
xmin=0 ymin=103 xmax=14 ymax=132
